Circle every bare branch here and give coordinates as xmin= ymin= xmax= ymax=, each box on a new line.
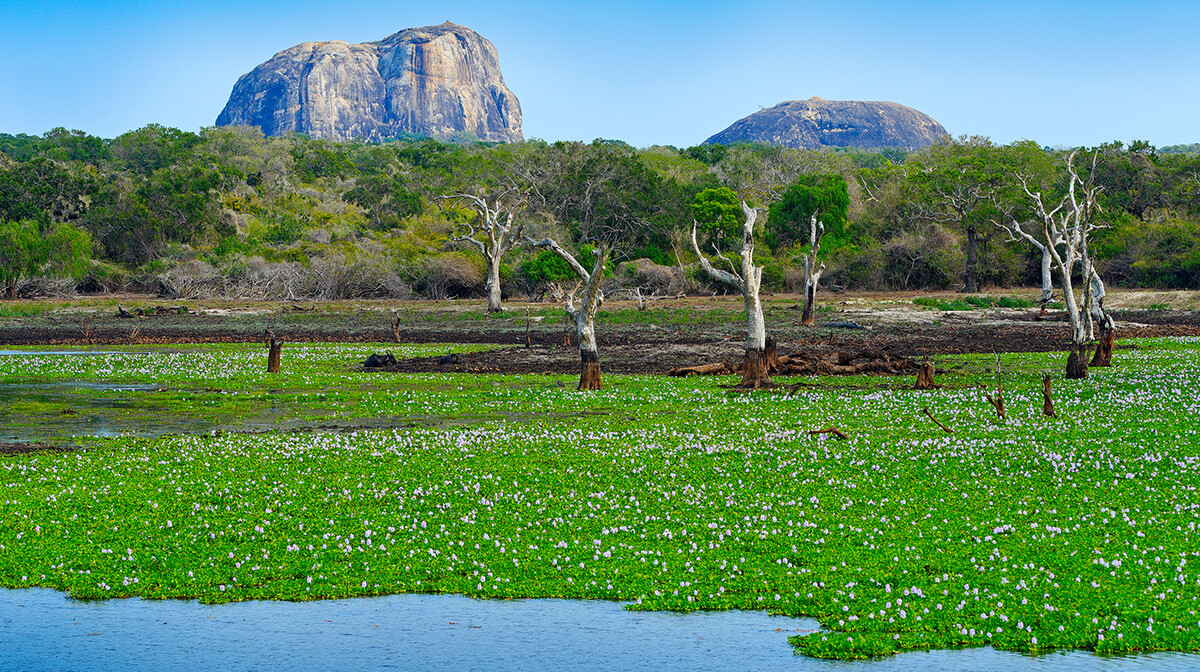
xmin=525 ymin=236 xmax=592 ymax=283
xmin=690 ymin=221 xmax=744 ymax=293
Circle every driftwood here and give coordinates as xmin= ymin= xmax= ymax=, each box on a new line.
xmin=808 ymin=426 xmax=849 ymax=440
xmin=922 ymin=407 xmax=954 ymax=434
xmin=672 ymin=349 xmax=918 ymax=378
xmin=1042 ymin=374 xmax=1057 ymax=417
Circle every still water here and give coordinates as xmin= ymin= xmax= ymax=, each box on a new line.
xmin=1 ymin=589 xmax=1195 ymax=672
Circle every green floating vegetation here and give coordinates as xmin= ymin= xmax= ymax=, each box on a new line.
xmin=913 ymin=295 xmax=1033 ymax=311
xmin=1 ymin=339 xmax=1199 ymax=661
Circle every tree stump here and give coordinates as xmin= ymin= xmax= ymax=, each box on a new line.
xmin=739 ymin=347 xmax=771 ymax=389
xmin=1065 ymin=346 xmax=1088 ymax=380
xmin=801 ymin=283 xmax=817 ymax=326
xmin=265 ymin=330 xmax=283 ymax=373
xmin=578 ymin=349 xmax=602 ymax=390
xmin=914 ymin=357 xmax=937 ymax=390
xmin=1042 ymin=374 xmax=1056 ymax=417
xmin=764 ymin=335 xmax=782 ymax=374
xmin=1090 ymin=325 xmax=1115 ymax=367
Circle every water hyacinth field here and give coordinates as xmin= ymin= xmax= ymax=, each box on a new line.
xmin=1 ymin=339 xmax=1199 ymax=660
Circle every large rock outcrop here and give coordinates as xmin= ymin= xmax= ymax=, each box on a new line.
xmin=704 ymin=97 xmax=946 ymax=150
xmin=216 ymin=22 xmax=522 ymax=143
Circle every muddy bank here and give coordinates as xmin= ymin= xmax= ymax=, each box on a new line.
xmin=1 ymin=299 xmax=1197 ymax=372
xmin=376 ymin=320 xmax=1190 ymax=377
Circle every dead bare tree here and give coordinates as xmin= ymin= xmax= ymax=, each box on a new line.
xmin=1019 ymin=151 xmax=1107 ymax=379
xmin=438 ymin=190 xmax=527 ymax=313
xmin=525 ymin=237 xmax=610 ymax=390
xmin=691 ymin=201 xmax=771 ymax=388
xmin=799 ymin=212 xmax=825 ymax=326
xmin=995 ymin=212 xmax=1058 ymax=310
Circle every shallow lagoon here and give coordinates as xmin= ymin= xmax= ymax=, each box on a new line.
xmin=3 ymin=589 xmax=1195 ymax=672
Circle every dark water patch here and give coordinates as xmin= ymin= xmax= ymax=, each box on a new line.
xmin=0 ymin=442 xmax=79 ymax=455
xmin=0 ymin=382 xmax=168 ymax=442
xmin=1 ymin=589 xmax=1197 ymax=672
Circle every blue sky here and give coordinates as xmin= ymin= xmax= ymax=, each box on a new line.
xmin=2 ymin=0 xmax=1197 ymax=148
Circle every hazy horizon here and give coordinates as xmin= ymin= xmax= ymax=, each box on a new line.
xmin=2 ymin=0 xmax=1197 ymax=148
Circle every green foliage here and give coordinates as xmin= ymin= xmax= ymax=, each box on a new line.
xmin=109 ymin=125 xmax=202 ymax=176
xmin=766 ymin=175 xmax=850 ymax=252
xmin=1094 ymin=212 xmax=1200 ymax=288
xmin=2 ymin=124 xmax=1199 ymax=294
xmin=520 ymin=249 xmax=576 ymax=285
xmin=625 ymin=246 xmax=672 ymax=267
xmin=343 ymin=175 xmax=423 ymax=229
xmin=265 ymin=214 xmax=304 ymax=245
xmin=912 ymin=295 xmax=1032 ymax=311
xmin=290 ymin=137 xmax=360 ymax=183
xmin=691 ymin=187 xmax=742 ymax=252
xmin=682 ymin=144 xmax=728 ymax=166
xmin=0 ymin=219 xmax=91 ymax=296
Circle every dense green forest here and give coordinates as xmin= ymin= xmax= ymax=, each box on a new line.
xmin=1 ymin=125 xmax=1198 ymax=300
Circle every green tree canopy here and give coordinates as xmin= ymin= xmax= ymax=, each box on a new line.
xmin=0 ymin=220 xmax=91 ymax=297
xmin=691 ymin=186 xmax=742 ymax=252
xmin=766 ymin=174 xmax=850 ymax=252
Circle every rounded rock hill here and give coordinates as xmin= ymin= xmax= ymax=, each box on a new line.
xmin=704 ymin=97 xmax=947 ymax=150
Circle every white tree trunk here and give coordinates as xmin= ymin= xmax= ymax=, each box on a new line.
xmin=1040 ymin=247 xmax=1053 ymax=307
xmin=800 ymin=213 xmax=825 ymax=326
xmin=486 ymin=254 xmax=503 ymax=313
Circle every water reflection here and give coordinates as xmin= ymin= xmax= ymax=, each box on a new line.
xmin=1 ymin=589 xmax=1195 ymax=672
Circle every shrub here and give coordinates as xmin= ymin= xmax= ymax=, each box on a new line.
xmin=616 ymin=258 xmax=689 ymax=295
xmin=410 ymin=252 xmax=483 ymax=299
xmin=304 ymin=251 xmax=410 ymax=300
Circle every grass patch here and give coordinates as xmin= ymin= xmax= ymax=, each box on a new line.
xmin=0 ymin=302 xmax=68 ymax=318
xmin=913 ymin=296 xmax=1034 ymax=311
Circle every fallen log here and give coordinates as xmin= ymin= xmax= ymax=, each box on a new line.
xmin=668 ymin=363 xmax=729 ymax=377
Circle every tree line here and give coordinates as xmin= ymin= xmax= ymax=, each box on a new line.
xmin=2 ymin=125 xmax=1199 ymax=302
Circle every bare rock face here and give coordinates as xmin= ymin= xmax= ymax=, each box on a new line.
xmin=704 ymin=97 xmax=947 ymax=150
xmin=216 ymin=22 xmax=522 ymax=143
